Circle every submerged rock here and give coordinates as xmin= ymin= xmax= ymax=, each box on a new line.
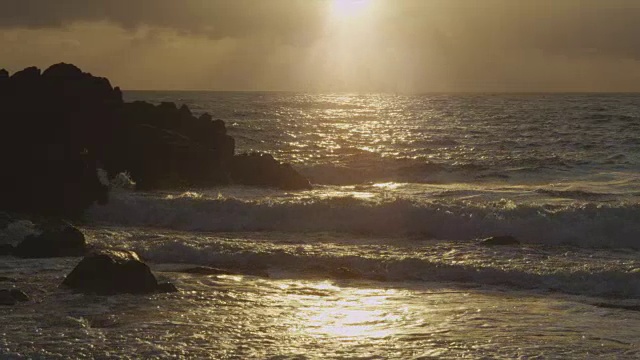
xmin=62 ymin=249 xmax=177 ymax=295
xmin=157 ymin=282 xmax=179 ymax=293
xmin=479 ymin=235 xmax=520 ymax=246
xmin=13 ymin=224 xmax=86 ymax=258
xmin=0 ymin=289 xmax=29 ymax=306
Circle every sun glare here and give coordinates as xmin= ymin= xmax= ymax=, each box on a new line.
xmin=331 ymin=0 xmax=372 ymax=19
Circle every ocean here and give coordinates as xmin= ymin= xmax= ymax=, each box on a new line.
xmin=2 ymin=92 xmax=640 ymax=358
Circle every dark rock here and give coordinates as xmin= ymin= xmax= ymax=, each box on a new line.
xmin=210 ymin=119 xmax=226 ymax=135
xmin=0 ymin=289 xmax=29 ymax=305
xmin=157 ymin=282 xmax=179 ymax=293
xmin=14 ymin=225 xmax=85 ymax=258
xmin=62 ymin=249 xmax=175 ymax=295
xmin=10 ymin=66 xmax=41 ymax=84
xmin=479 ymin=235 xmax=520 ymax=246
xmin=0 ymin=276 xmax=15 ymax=282
xmin=231 ymin=153 xmax=311 ymax=190
xmin=105 ymin=100 xmax=237 ymax=190
xmin=1 ymin=62 xmax=311 ymax=215
xmin=198 ymin=113 xmax=212 ymax=122
xmin=0 ymin=63 xmax=113 ymax=216
xmin=0 ymin=244 xmax=13 ymax=256
xmin=106 ymin=122 xmax=232 ymax=190
xmin=179 ymin=104 xmax=191 ymax=117
xmin=0 ymin=69 xmax=8 ymax=78
xmin=41 ymin=62 xmax=83 ymax=79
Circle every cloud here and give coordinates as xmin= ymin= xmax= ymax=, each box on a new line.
xmin=0 ymin=0 xmax=326 ymax=45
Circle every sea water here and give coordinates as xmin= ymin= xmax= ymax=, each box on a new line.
xmin=1 ymin=93 xmax=640 ymax=358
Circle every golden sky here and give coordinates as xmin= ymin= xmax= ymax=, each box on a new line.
xmin=1 ymin=0 xmax=640 ymax=92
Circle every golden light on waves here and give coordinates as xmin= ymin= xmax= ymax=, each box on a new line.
xmin=292 ymin=282 xmax=403 ymax=339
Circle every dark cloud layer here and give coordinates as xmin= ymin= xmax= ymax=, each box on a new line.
xmin=0 ymin=0 xmax=326 ymax=44
xmin=1 ymin=0 xmax=639 ymax=91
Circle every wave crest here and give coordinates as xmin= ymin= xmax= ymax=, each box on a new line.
xmin=88 ymin=191 xmax=640 ymax=249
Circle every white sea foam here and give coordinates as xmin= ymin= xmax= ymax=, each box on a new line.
xmin=96 ymin=168 xmax=110 ymax=187
xmin=87 ymin=190 xmax=640 ymax=249
xmin=110 ymin=172 xmax=136 ymax=190
xmin=83 ymin=226 xmax=640 ymax=299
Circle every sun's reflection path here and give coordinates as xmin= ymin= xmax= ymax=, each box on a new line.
xmin=286 ymin=281 xmax=405 ymax=339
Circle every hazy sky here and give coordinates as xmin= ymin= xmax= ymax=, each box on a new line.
xmin=1 ymin=0 xmax=640 ymax=92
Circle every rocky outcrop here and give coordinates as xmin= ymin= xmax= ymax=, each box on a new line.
xmin=105 ymin=119 xmax=234 ymax=190
xmin=62 ymin=249 xmax=177 ymax=295
xmin=0 ymin=63 xmax=113 ymax=216
xmin=13 ymin=224 xmax=86 ymax=258
xmin=231 ymin=153 xmax=312 ymax=190
xmin=103 ymin=99 xmax=237 ymax=190
xmin=0 ymin=63 xmax=311 ymax=216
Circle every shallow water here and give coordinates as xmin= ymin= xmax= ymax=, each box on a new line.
xmin=2 ymin=229 xmax=640 ymax=359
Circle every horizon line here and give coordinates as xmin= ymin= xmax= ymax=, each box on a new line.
xmin=123 ymin=89 xmax=640 ymax=95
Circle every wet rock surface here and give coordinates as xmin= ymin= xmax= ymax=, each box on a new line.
xmin=13 ymin=224 xmax=86 ymax=258
xmin=62 ymin=249 xmax=177 ymax=295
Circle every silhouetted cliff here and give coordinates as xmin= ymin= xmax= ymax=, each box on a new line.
xmin=0 ymin=63 xmax=310 ymax=216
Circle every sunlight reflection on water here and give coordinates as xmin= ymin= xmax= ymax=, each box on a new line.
xmin=295 ymin=285 xmax=402 ymax=338
xmin=3 ymin=256 xmax=640 ymax=358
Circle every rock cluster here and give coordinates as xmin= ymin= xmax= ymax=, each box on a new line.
xmin=107 ymin=101 xmax=236 ymax=190
xmin=0 ymin=64 xmax=114 ymax=216
xmin=0 ymin=220 xmax=178 ymax=296
xmin=0 ymin=63 xmax=311 ymax=216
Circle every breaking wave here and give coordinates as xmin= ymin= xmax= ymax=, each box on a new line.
xmin=88 ymin=191 xmax=640 ymax=249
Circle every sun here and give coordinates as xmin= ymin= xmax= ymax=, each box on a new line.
xmin=330 ymin=0 xmax=372 ymax=19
